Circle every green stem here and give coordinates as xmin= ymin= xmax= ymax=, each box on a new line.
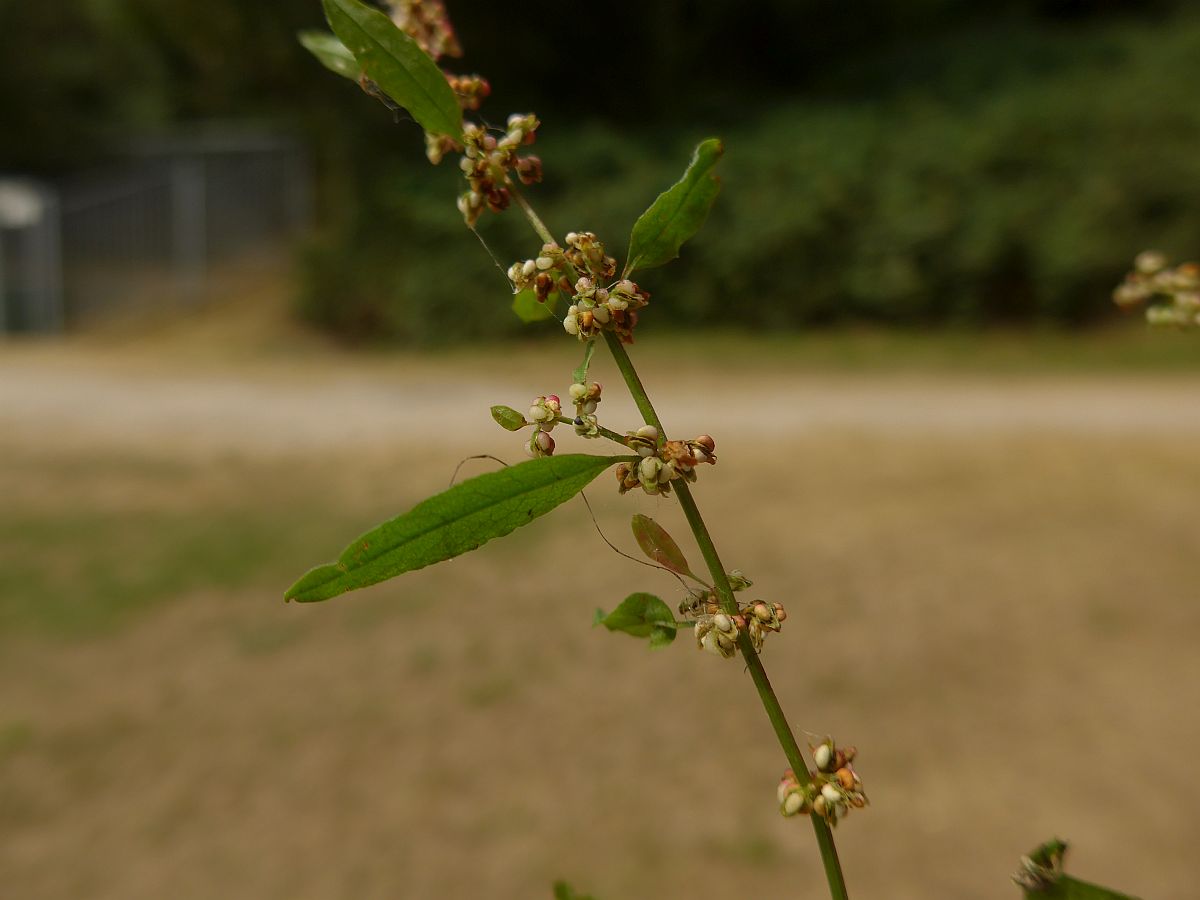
xmin=508 ymin=192 xmax=849 ymax=900
xmin=674 ymin=481 xmax=848 ymax=900
xmin=602 ymin=331 xmax=664 ymax=438
xmin=509 ymin=179 xmax=557 ymax=247
xmin=605 ymin=334 xmax=850 ymax=900
xmin=553 ymin=416 xmax=628 ymax=446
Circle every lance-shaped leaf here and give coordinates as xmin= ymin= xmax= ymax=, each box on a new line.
xmin=321 ymin=0 xmax=462 ymax=138
xmin=594 ymin=592 xmax=677 ymax=648
xmin=1015 ymin=840 xmax=1140 ymax=900
xmin=490 ymin=405 xmax=527 ymax=431
xmin=286 ymin=454 xmax=628 ymax=602
xmin=625 ymin=138 xmax=724 ymax=274
xmin=298 ymin=30 xmax=360 ymax=81
xmin=631 ymin=513 xmax=699 ymax=580
xmin=512 ymin=289 xmax=557 ymax=323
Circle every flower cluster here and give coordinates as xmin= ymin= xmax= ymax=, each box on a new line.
xmin=567 ymin=380 xmax=603 ymax=437
xmin=446 ymin=73 xmax=490 ymax=110
xmin=614 ymin=428 xmax=715 ymax=495
xmin=1113 ymin=250 xmax=1200 ymax=328
xmin=453 ymin=116 xmax=542 ymax=224
xmin=524 ymin=394 xmax=561 ymax=457
xmin=508 ymin=243 xmax=571 ymax=305
xmin=777 ymin=739 xmax=867 ymax=827
xmin=559 ymin=233 xmax=651 ymax=344
xmin=691 ymin=599 xmax=787 ymax=658
xmin=384 ymin=0 xmax=461 ymax=60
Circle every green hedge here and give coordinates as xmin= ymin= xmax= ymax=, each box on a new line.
xmin=299 ymin=16 xmax=1200 ymax=341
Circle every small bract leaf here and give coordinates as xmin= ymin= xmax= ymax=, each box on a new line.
xmin=512 ymin=289 xmax=556 ymax=323
xmin=298 ymin=30 xmax=360 ymax=80
xmin=631 ymin=513 xmax=697 ymax=580
xmin=490 ymin=405 xmax=527 ymax=431
xmin=595 ymin=592 xmax=677 ymax=648
xmin=626 ymin=138 xmax=724 ymax=274
xmin=286 ymin=454 xmax=630 ymax=602
xmin=321 ymin=0 xmax=462 ymax=138
xmin=572 ymin=340 xmax=596 ymax=385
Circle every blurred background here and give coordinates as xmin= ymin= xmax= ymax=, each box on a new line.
xmin=2 ymin=1 xmax=1199 ymax=898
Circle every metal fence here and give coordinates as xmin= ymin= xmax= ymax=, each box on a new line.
xmin=0 ymin=128 xmax=310 ymax=333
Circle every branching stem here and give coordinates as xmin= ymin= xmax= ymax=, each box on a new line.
xmin=510 ymin=179 xmax=850 ymax=900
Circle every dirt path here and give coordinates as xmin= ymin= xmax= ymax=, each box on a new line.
xmin=4 ymin=343 xmax=1200 ymax=459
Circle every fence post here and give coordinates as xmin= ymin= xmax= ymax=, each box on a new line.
xmin=34 ymin=186 xmax=64 ymax=332
xmin=283 ymin=143 xmax=313 ymax=235
xmin=170 ymin=155 xmax=207 ymax=304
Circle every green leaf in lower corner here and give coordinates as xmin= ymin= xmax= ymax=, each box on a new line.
xmin=512 ymin=289 xmax=557 ymax=323
xmin=595 ymin=592 xmax=678 ymax=648
xmin=298 ymin=30 xmax=360 ymax=81
xmin=321 ymin=0 xmax=462 ymax=138
xmin=625 ymin=138 xmax=724 ymax=275
xmin=286 ymin=454 xmax=629 ymax=602
xmin=1014 ymin=839 xmax=1140 ymax=900
xmin=553 ymin=882 xmax=597 ymax=900
xmin=490 ymin=405 xmax=527 ymax=431
xmin=631 ymin=514 xmax=699 ymax=580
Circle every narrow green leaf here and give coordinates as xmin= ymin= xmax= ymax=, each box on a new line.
xmin=298 ymin=30 xmax=360 ymax=81
xmin=512 ymin=289 xmax=556 ymax=323
xmin=1016 ymin=840 xmax=1140 ymax=900
xmin=631 ymin=514 xmax=698 ymax=580
xmin=572 ymin=340 xmax=596 ymax=384
xmin=490 ymin=405 xmax=527 ymax=431
xmin=321 ymin=0 xmax=462 ymax=137
xmin=595 ymin=592 xmax=678 ymax=648
xmin=286 ymin=454 xmax=629 ymax=602
xmin=626 ymin=138 xmax=724 ymax=274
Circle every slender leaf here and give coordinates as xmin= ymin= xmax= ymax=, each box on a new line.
xmin=595 ymin=592 xmax=677 ymax=647
xmin=286 ymin=454 xmax=628 ymax=602
xmin=631 ymin=514 xmax=698 ymax=580
xmin=298 ymin=30 xmax=360 ymax=80
xmin=490 ymin=405 xmax=527 ymax=431
xmin=321 ymin=0 xmax=462 ymax=137
xmin=572 ymin=340 xmax=596 ymax=384
xmin=626 ymin=138 xmax=724 ymax=274
xmin=512 ymin=288 xmax=556 ymax=323
xmin=1016 ymin=840 xmax=1140 ymax=900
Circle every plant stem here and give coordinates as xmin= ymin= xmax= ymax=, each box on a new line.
xmin=507 ymin=194 xmax=849 ymax=899
xmin=602 ymin=331 xmax=665 ymax=437
xmin=553 ymin=416 xmax=628 ymax=446
xmin=674 ymin=481 xmax=849 ymax=900
xmin=605 ymin=333 xmax=850 ymax=900
xmin=510 ymin=180 xmax=557 ymax=247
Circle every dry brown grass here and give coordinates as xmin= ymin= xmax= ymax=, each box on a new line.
xmin=2 ymin=329 xmax=1199 ymax=899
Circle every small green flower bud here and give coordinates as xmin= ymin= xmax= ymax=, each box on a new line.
xmin=782 ymin=791 xmax=806 ymax=817
xmin=638 ymin=456 xmax=661 ymax=483
xmin=1135 ymin=250 xmax=1167 ymax=276
xmin=814 ymin=741 xmax=835 ymax=773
